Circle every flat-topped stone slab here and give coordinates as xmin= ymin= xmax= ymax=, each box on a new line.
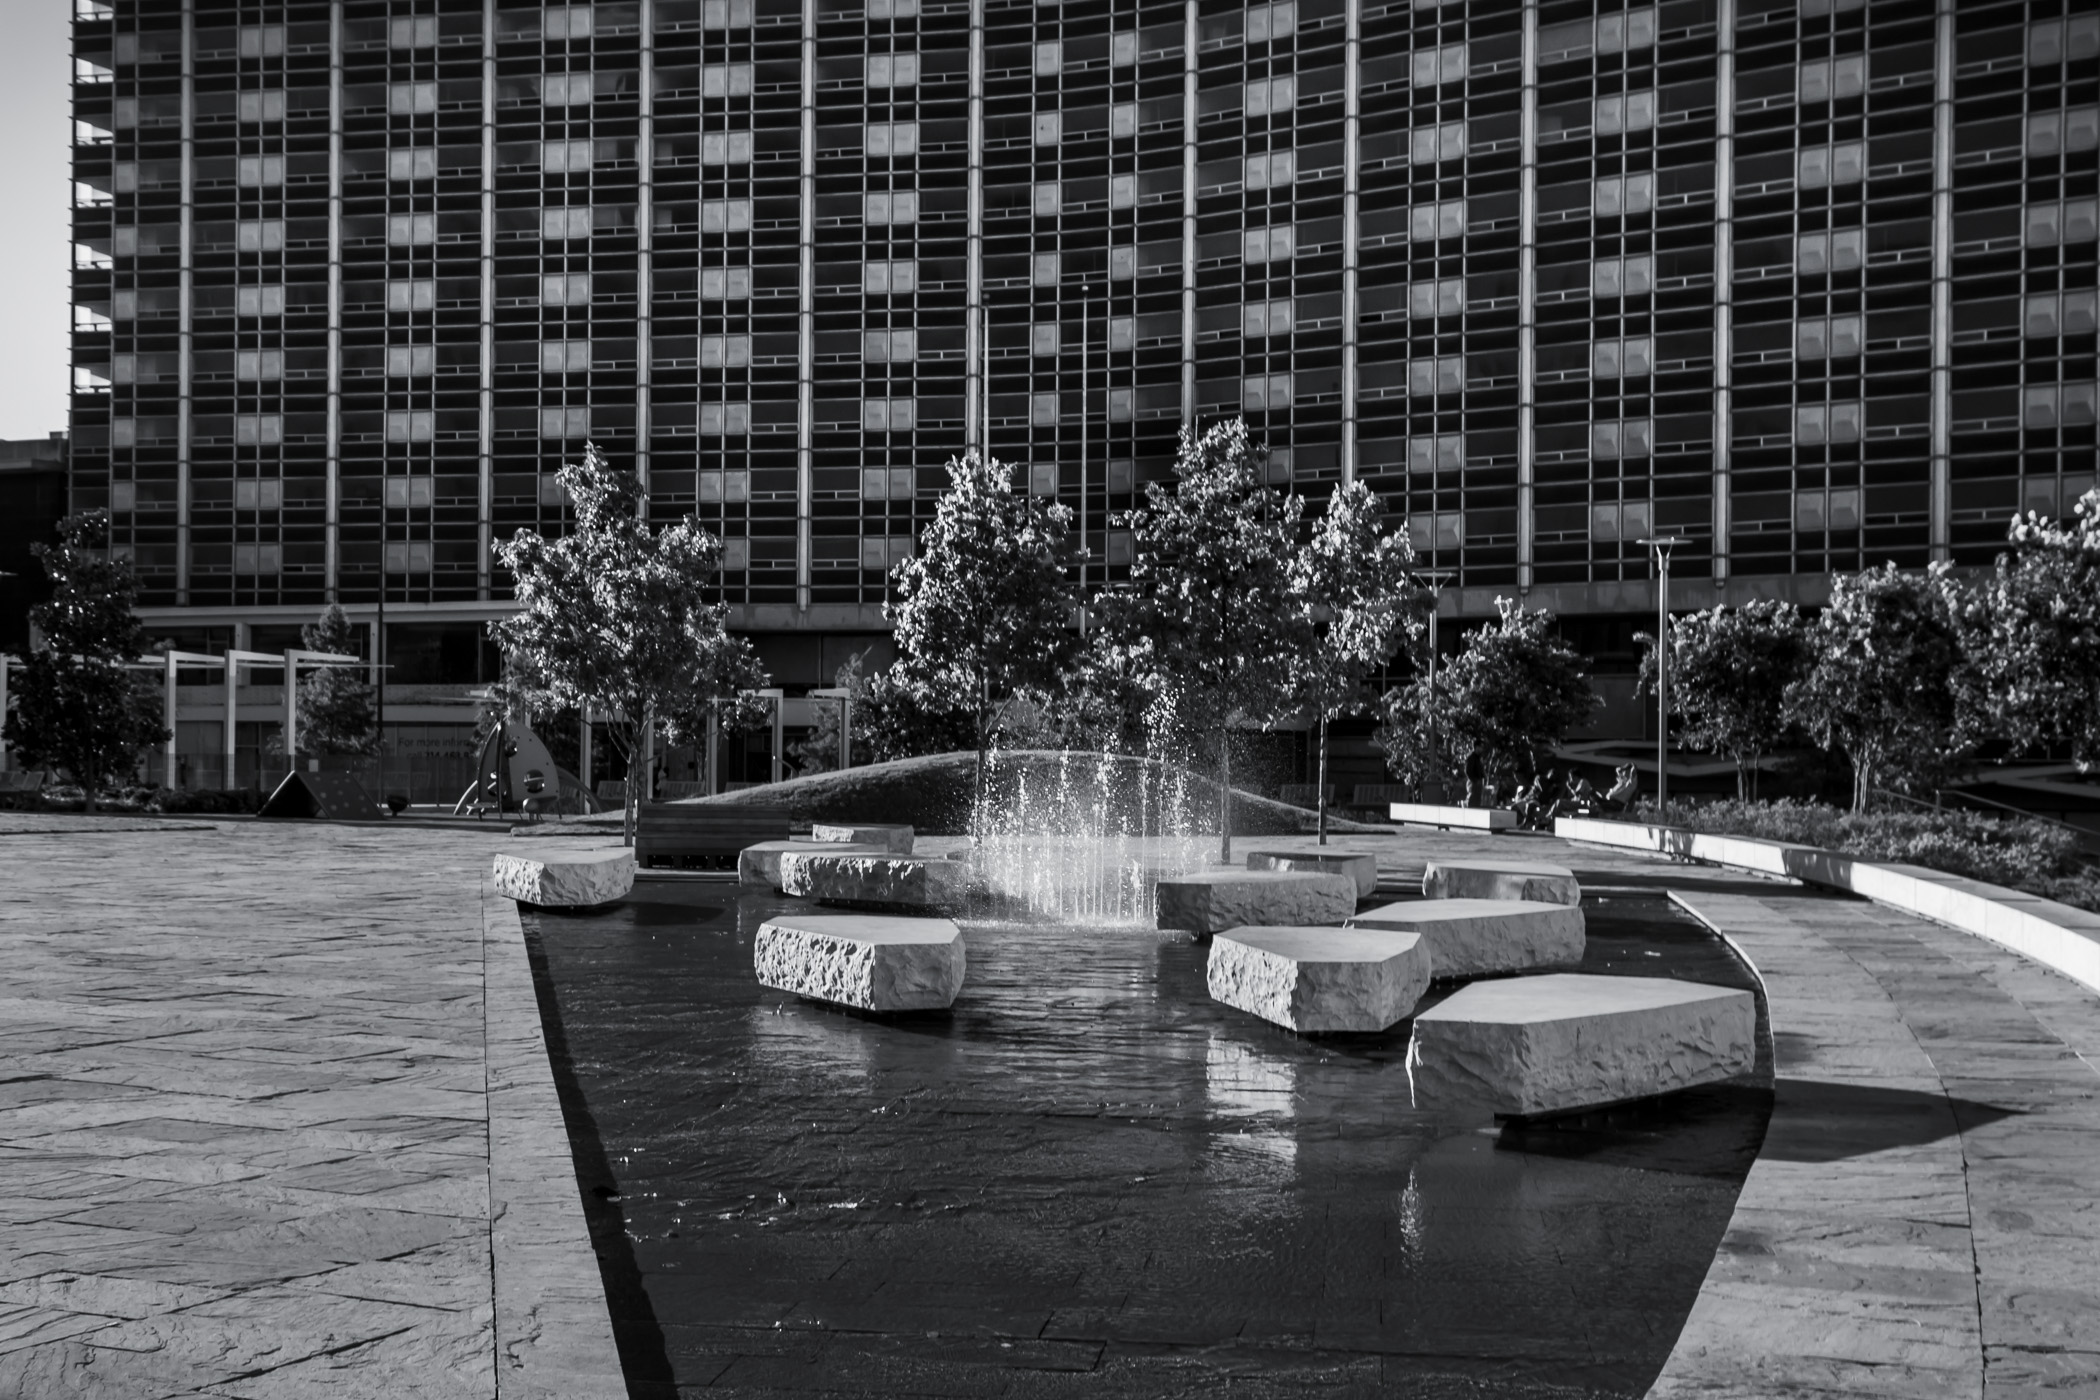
xmin=492 ymin=846 xmax=635 ymax=908
xmin=1156 ymin=869 xmax=1357 ymax=936
xmin=810 ymin=821 xmax=915 ymax=853
xmin=1407 ymin=973 xmax=1755 ymax=1117
xmin=1388 ymin=802 xmax=1517 ymax=832
xmin=739 ymin=838 xmax=886 ymax=889
xmin=1245 ymin=849 xmax=1380 ymax=899
xmin=1423 ymin=858 xmax=1581 ymax=907
xmin=779 ymin=850 xmax=972 ymax=910
xmin=1208 ymin=926 xmax=1432 ymax=1033
xmin=755 ymin=913 xmax=966 ymax=1012
xmin=1349 ymin=898 xmax=1585 ymax=979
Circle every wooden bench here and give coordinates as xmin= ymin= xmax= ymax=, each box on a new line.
xmin=595 ymin=779 xmax=629 ymax=805
xmin=656 ymin=780 xmax=708 ymax=800
xmin=1349 ymin=783 xmax=1411 ymax=810
xmin=0 ymin=770 xmax=50 ymax=795
xmin=634 ymin=802 xmax=793 ymax=869
xmin=1276 ymin=784 xmax=1340 ymax=810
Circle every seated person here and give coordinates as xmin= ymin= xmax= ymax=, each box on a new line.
xmin=1564 ymin=771 xmax=1603 ymax=814
xmin=1603 ymin=764 xmax=1639 ymax=811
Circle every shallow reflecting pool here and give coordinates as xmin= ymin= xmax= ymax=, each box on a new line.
xmin=522 ymin=884 xmax=1771 ymax=1398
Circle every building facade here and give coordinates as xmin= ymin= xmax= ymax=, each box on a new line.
xmin=66 ymin=0 xmax=2098 ymax=696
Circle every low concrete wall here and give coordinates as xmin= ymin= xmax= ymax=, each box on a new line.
xmin=1554 ymin=815 xmax=2100 ymax=996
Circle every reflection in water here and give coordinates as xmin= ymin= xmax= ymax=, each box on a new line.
xmin=1203 ymin=1032 xmax=1299 ymax=1176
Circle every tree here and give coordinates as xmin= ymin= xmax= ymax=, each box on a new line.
xmin=1380 ymin=598 xmax=1597 ymax=801
xmin=293 ymin=604 xmax=378 ymax=757
xmin=1636 ymin=599 xmax=1810 ymax=800
xmin=1098 ymin=419 xmax=1303 ymax=863
xmin=493 ymin=445 xmax=767 ymax=843
xmin=887 ymin=451 xmax=1079 ymax=838
xmin=2 ymin=511 xmax=168 ymax=812
xmin=1284 ymin=482 xmax=1419 ymax=842
xmin=1786 ymin=562 xmax=1967 ymax=811
xmin=1957 ymin=490 xmax=2100 ymax=769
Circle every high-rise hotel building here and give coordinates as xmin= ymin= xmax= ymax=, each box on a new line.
xmin=67 ymin=0 xmax=2099 ymax=690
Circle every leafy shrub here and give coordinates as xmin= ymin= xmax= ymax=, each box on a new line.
xmin=152 ymin=787 xmax=262 ymax=815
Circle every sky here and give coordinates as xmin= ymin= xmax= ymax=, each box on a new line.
xmin=0 ymin=0 xmax=73 ymax=442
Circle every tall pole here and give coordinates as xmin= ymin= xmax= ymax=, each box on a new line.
xmin=1079 ymin=281 xmax=1090 ymax=622
xmin=1641 ymin=537 xmax=1689 ymax=816
xmin=1417 ymin=571 xmax=1452 ymax=804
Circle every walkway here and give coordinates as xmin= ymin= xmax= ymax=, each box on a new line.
xmin=0 ymin=813 xmax=622 ymax=1398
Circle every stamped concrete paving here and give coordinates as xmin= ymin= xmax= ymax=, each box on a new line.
xmin=0 ymin=812 xmax=622 ymax=1398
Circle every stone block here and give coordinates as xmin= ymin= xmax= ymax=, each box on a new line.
xmin=755 ymin=913 xmax=967 ymax=1012
xmin=492 ymin=847 xmax=635 ymax=908
xmin=739 ymin=839 xmax=884 ymax=890
xmin=1207 ymin=926 xmax=1432 ymax=1033
xmin=1349 ymin=898 xmax=1585 ymax=979
xmin=1155 ymin=869 xmax=1356 ymax=936
xmin=1245 ymin=849 xmax=1380 ymax=899
xmin=1407 ymin=973 xmax=1756 ymax=1116
xmin=778 ymin=851 xmax=972 ymax=910
xmin=1422 ymin=858 xmax=1581 ymax=907
xmin=1387 ymin=802 xmax=1517 ymax=831
xmin=810 ymin=822 xmax=915 ymax=854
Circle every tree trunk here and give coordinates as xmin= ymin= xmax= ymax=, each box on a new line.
xmin=1737 ymin=754 xmax=1750 ymax=803
xmin=1217 ymin=730 xmax=1232 ymax=866
xmin=82 ymin=759 xmax=97 ymax=816
xmin=973 ymin=681 xmax=990 ymax=845
xmin=1315 ymin=712 xmax=1330 ymax=846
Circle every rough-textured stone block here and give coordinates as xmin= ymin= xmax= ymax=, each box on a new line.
xmin=492 ymin=847 xmax=635 ymax=908
xmin=1245 ymin=849 xmax=1380 ymax=899
xmin=1207 ymin=926 xmax=1431 ymax=1032
xmin=1155 ymin=869 xmax=1357 ymax=936
xmin=1349 ymin=898 xmax=1585 ymax=979
xmin=754 ymin=913 xmax=966 ymax=1011
xmin=778 ymin=851 xmax=972 ymax=910
xmin=1407 ymin=973 xmax=1755 ymax=1116
xmin=1422 ymin=858 xmax=1581 ymax=906
xmin=739 ymin=839 xmax=884 ymax=889
xmin=810 ymin=822 xmax=915 ymax=854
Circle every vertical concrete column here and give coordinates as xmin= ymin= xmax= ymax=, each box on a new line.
xmin=965 ymin=0 xmax=984 ymax=453
xmin=1179 ymin=1 xmax=1197 ymax=427
xmin=1712 ymin=0 xmax=1734 ymax=583
xmin=177 ymin=0 xmax=194 ymax=604
xmin=635 ymin=0 xmax=655 ymax=492
xmin=326 ymin=3 xmax=343 ymax=599
xmin=1929 ymin=0 xmax=1954 ymax=562
xmin=477 ymin=0 xmax=497 ymax=596
xmin=1340 ymin=0 xmax=1361 ymax=484
xmin=796 ymin=0 xmax=816 ymax=611
xmin=1515 ymin=0 xmax=1538 ymax=592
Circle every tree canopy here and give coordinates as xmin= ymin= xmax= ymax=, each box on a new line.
xmin=1637 ymin=598 xmax=1810 ymax=799
xmin=1957 ymin=490 xmax=2100 ymax=770
xmin=294 ymin=605 xmax=379 ymax=757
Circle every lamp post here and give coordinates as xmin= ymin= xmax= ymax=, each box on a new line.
xmin=1414 ymin=569 xmax=1453 ymax=804
xmin=1638 ymin=536 xmax=1691 ymax=815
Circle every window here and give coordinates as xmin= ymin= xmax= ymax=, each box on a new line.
xmin=1035 ymin=41 xmax=1061 ymax=75
xmin=865 ymin=123 xmax=915 ymax=158
xmin=387 ymin=410 xmax=436 ymax=442
xmin=1243 ymin=373 xmax=1294 ymax=411
xmin=865 ymin=191 xmax=917 ymax=226
xmin=237 ymin=155 xmax=285 ymax=187
xmin=386 ymin=345 xmax=437 ymax=377
xmin=1406 ymin=355 xmax=1464 ymax=396
xmin=1799 ymin=141 xmax=1866 ymax=188
xmin=861 ymin=536 xmax=915 ymax=571
xmin=1410 ymin=200 xmax=1467 ymax=240
xmin=1246 ymin=150 xmax=1296 ymax=189
xmin=1591 ymin=419 xmax=1652 ymax=458
xmin=1410 ymin=122 xmax=1466 ymax=164
xmin=862 ymin=329 xmax=915 ymax=364
xmin=237 ymin=285 xmax=285 ymax=316
xmin=1244 ymin=223 xmax=1294 ymax=263
xmin=701 ymin=0 xmax=755 ymax=27
xmin=1407 ymin=512 xmax=1465 ymax=551
xmin=1411 ymin=43 xmax=1466 ymax=87
xmin=542 ymin=206 xmax=592 ymax=240
xmin=1031 ymin=394 xmax=1059 ymax=427
xmin=1796 ymin=315 xmax=1863 ymax=359
xmin=1109 ymin=246 xmax=1136 ymax=280
xmin=1594 ymin=174 xmax=1653 ymax=217
xmin=1247 ymin=76 xmax=1297 ymax=118
xmin=385 ymin=542 xmax=433 ymax=575
xmin=1034 ymin=113 xmax=1061 ymax=146
xmin=1596 ymin=6 xmax=1657 ymax=53
xmin=700 ymin=333 xmax=752 ymax=366
xmin=701 ymin=266 xmax=753 ymax=299
xmin=1592 ymin=254 xmax=1654 ymax=297
xmin=1596 ymin=91 xmax=1655 ymax=136
xmin=1109 ymin=174 xmax=1136 ymax=208
xmin=544 ymin=72 xmax=595 ymax=107
xmin=538 ymin=407 xmax=590 ymax=439
xmin=390 ymin=14 xmax=439 ymax=47
xmin=2024 ymin=384 xmax=2100 ymax=430
xmin=234 ymin=544 xmax=283 ymax=576
xmin=1112 ymin=31 xmax=1137 ymax=67
xmin=2026 ymin=198 xmax=2099 ymax=247
xmin=234 ymin=414 xmax=283 ymax=445
xmin=699 ymin=403 xmax=752 ymax=434
xmin=701 ymin=63 xmax=753 ymax=97
xmin=387 ymin=279 xmax=436 ymax=312
xmin=544 ymin=5 xmax=593 ymax=40
xmin=863 ymin=397 xmax=916 ymax=432
xmin=238 ymin=90 xmax=286 ymax=123
xmin=1112 ymin=103 xmax=1138 ymax=139
xmin=1244 ymin=297 xmax=1293 ymax=337
xmin=861 ymin=468 xmax=916 ymax=500
xmin=1034 ymin=181 xmax=1061 ymax=216
xmin=387 ymin=213 xmax=437 ymax=246
xmin=2030 ymin=15 xmax=2100 ymax=65
xmin=1793 ymin=402 xmax=1861 ymax=445
xmin=1795 ymin=228 xmax=1865 ymax=275
xmin=541 ymin=272 xmax=592 ymax=305
xmin=720 ymin=539 xmax=750 ymax=570
xmin=2027 ymin=291 xmax=2099 ymax=337
xmin=384 ymin=478 xmax=434 ymax=509
xmin=1109 ymin=317 xmax=1135 ymax=352
xmin=1800 ymin=55 xmax=1867 ymax=103
xmin=541 ymin=339 xmax=591 ymax=372
xmin=1409 ymin=277 xmax=1466 ymax=319
xmin=868 ymin=53 xmax=919 ymax=88
xmin=235 ymin=349 xmax=283 ymax=380
xmin=389 ymin=82 xmax=438 ymax=115
xmin=389 ymin=148 xmax=437 ymax=182
xmin=1247 ymin=1 xmax=1297 ymax=43
xmin=865 ymin=259 xmax=916 ymax=293
xmin=542 ymin=139 xmax=593 ymax=172
xmin=702 ymin=198 xmax=754 ymax=232
xmin=2028 ymin=107 xmax=2100 ymax=158
xmin=1031 ymin=322 xmax=1058 ymax=357
xmin=234 ymin=479 xmax=283 ymax=511
xmin=1033 ymin=253 xmax=1059 ymax=286
xmin=239 ymin=25 xmax=286 ymax=58
xmin=1592 ymin=336 xmax=1653 ymax=378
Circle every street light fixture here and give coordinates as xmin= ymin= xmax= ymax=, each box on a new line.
xmin=1414 ymin=569 xmax=1454 ymax=804
xmin=1638 ymin=536 xmax=1693 ymax=815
